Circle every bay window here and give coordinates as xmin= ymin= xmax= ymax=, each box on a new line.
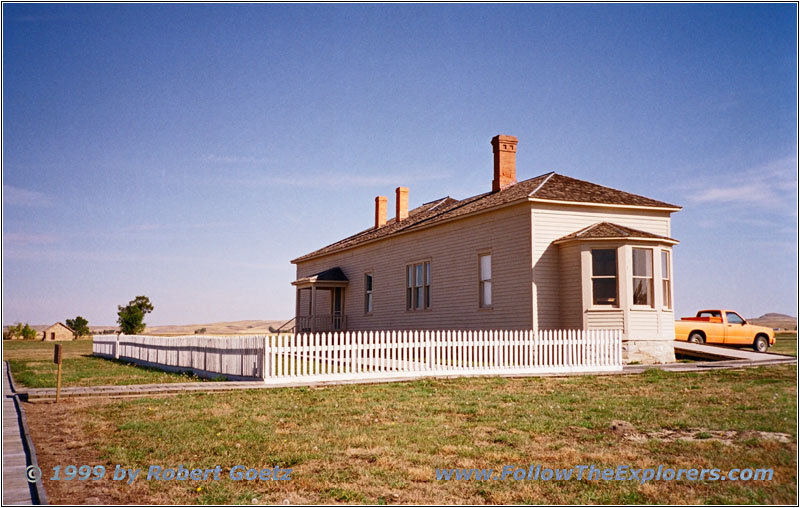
xmin=632 ymin=248 xmax=653 ymax=307
xmin=591 ymin=249 xmax=618 ymax=306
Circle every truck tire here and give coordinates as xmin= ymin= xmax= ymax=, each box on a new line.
xmin=753 ymin=336 xmax=768 ymax=353
xmin=688 ymin=333 xmax=704 ymax=345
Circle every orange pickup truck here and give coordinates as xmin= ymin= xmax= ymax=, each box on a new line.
xmin=675 ymin=310 xmax=775 ymax=352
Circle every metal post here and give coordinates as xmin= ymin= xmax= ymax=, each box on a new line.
xmin=53 ymin=344 xmax=63 ymax=403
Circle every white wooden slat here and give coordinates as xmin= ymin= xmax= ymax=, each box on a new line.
xmin=93 ymin=328 xmax=622 ymax=382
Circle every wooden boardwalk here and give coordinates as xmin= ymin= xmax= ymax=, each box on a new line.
xmin=3 ymin=362 xmax=45 ymax=505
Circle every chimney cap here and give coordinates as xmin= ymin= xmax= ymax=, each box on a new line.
xmin=491 ymin=134 xmax=518 ymax=149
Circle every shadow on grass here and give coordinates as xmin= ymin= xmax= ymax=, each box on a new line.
xmin=8 ymin=355 xmax=229 ymax=389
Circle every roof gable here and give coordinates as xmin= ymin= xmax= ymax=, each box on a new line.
xmin=292 ymin=172 xmax=680 ymax=263
xmin=46 ymin=322 xmax=74 ymax=332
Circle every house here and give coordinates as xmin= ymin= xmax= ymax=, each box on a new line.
xmin=291 ymin=135 xmax=681 ymax=363
xmin=42 ymin=322 xmax=74 ymax=341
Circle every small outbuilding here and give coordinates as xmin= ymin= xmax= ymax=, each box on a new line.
xmin=42 ymin=322 xmax=74 ymax=341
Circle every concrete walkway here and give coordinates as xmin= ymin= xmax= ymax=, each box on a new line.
xmin=673 ymin=340 xmax=795 ymax=361
xmin=3 ymin=362 xmax=46 ymax=504
xmin=17 ymin=349 xmax=796 ymax=403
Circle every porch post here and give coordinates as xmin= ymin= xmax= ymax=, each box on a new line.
xmin=295 ymin=287 xmax=300 ymax=329
xmin=310 ymin=284 xmax=317 ymax=333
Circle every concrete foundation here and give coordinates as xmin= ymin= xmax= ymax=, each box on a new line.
xmin=622 ymin=339 xmax=676 ymax=364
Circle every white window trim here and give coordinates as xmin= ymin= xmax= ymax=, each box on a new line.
xmin=661 ymin=249 xmax=672 ymax=310
xmin=478 ymin=251 xmax=493 ymax=310
xmin=631 ymin=247 xmax=655 ymax=309
xmin=405 ymin=259 xmax=431 ymax=312
xmin=364 ymin=272 xmax=374 ymax=315
xmin=590 ymin=247 xmax=619 ymax=309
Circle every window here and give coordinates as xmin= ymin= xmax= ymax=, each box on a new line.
xmin=661 ymin=250 xmax=671 ymax=309
xmin=406 ymin=261 xmax=430 ymax=310
xmin=726 ymin=312 xmax=745 ymax=325
xmin=479 ymin=254 xmax=492 ymax=307
xmin=364 ymin=273 xmax=373 ymax=314
xmin=698 ymin=310 xmax=721 ymax=318
xmin=591 ymin=249 xmax=618 ymax=306
xmin=632 ymin=248 xmax=653 ymax=307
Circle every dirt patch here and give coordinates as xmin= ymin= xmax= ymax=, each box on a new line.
xmin=23 ymin=399 xmax=170 ymax=505
xmin=609 ymin=420 xmax=792 ymax=445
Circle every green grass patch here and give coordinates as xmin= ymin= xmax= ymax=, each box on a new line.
xmin=4 ymin=339 xmax=209 ymax=388
xmin=772 ymin=332 xmax=797 ymax=357
xmin=42 ymin=364 xmax=797 ymax=504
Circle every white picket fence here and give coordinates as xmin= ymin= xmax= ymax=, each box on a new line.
xmin=93 ymin=329 xmax=622 ymax=383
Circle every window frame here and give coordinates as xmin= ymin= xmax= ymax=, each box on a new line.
xmin=631 ymin=247 xmax=654 ymax=308
xmin=590 ymin=248 xmax=619 ymax=307
xmin=726 ymin=311 xmax=746 ymax=325
xmin=364 ymin=272 xmax=373 ymax=315
xmin=478 ymin=252 xmax=493 ymax=309
xmin=406 ymin=260 xmax=431 ymax=311
xmin=660 ymin=250 xmax=672 ymax=310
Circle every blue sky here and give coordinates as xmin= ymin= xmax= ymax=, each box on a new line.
xmin=3 ymin=3 xmax=797 ymax=326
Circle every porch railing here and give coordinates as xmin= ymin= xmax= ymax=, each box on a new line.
xmin=295 ymin=314 xmax=347 ymax=333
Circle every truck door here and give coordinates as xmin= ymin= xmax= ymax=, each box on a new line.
xmin=724 ymin=312 xmax=750 ymax=345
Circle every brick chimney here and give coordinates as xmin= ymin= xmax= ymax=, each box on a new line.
xmin=375 ymin=196 xmax=387 ymax=228
xmin=395 ymin=187 xmax=409 ymax=222
xmin=491 ymin=134 xmax=518 ymax=192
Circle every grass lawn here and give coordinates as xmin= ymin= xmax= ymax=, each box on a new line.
xmin=772 ymin=332 xmax=797 ymax=357
xmin=3 ymin=340 xmax=207 ymax=388
xmin=25 ymin=364 xmax=796 ymax=505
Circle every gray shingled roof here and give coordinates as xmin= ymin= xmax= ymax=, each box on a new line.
xmin=292 ymin=267 xmax=349 ymax=285
xmin=292 ymin=172 xmax=680 ymax=263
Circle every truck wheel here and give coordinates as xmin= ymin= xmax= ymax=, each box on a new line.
xmin=753 ymin=336 xmax=768 ymax=353
xmin=688 ymin=333 xmax=704 ymax=345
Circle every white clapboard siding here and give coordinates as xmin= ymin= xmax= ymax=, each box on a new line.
xmin=93 ymin=329 xmax=622 ymax=384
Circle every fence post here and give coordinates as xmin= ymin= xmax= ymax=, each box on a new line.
xmin=265 ymin=335 xmax=273 ymax=380
xmin=114 ymin=334 xmax=120 ymax=360
xmin=426 ymin=331 xmax=432 ymax=372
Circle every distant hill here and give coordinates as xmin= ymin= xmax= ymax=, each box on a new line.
xmin=141 ymin=319 xmax=289 ymax=336
xmin=748 ymin=313 xmax=797 ymax=331
xmin=6 ymin=319 xmax=290 ymax=336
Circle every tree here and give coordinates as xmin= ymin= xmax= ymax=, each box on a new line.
xmin=5 ymin=323 xmax=37 ymax=340
xmin=21 ymin=323 xmax=37 ymax=340
xmin=117 ymin=296 xmax=154 ymax=335
xmin=194 ymin=327 xmax=207 ymax=335
xmin=66 ymin=316 xmax=90 ymax=339
xmin=3 ymin=323 xmax=23 ymax=340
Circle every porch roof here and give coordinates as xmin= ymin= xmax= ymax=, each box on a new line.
xmin=553 ymin=222 xmax=679 ymax=245
xmin=291 ymin=266 xmax=349 ymax=287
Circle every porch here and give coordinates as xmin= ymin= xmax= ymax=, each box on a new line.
xmin=292 ymin=267 xmax=349 ymax=333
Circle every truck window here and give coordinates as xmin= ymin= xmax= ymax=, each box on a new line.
xmin=698 ymin=311 xmax=721 ymax=318
xmin=726 ymin=312 xmax=745 ymax=325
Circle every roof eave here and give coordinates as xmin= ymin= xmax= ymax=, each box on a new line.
xmin=528 ymin=197 xmax=682 ymax=212
xmin=553 ymin=236 xmax=680 ymax=245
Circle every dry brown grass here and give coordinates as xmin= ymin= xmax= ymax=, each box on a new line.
xmin=24 ymin=365 xmax=797 ymax=505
